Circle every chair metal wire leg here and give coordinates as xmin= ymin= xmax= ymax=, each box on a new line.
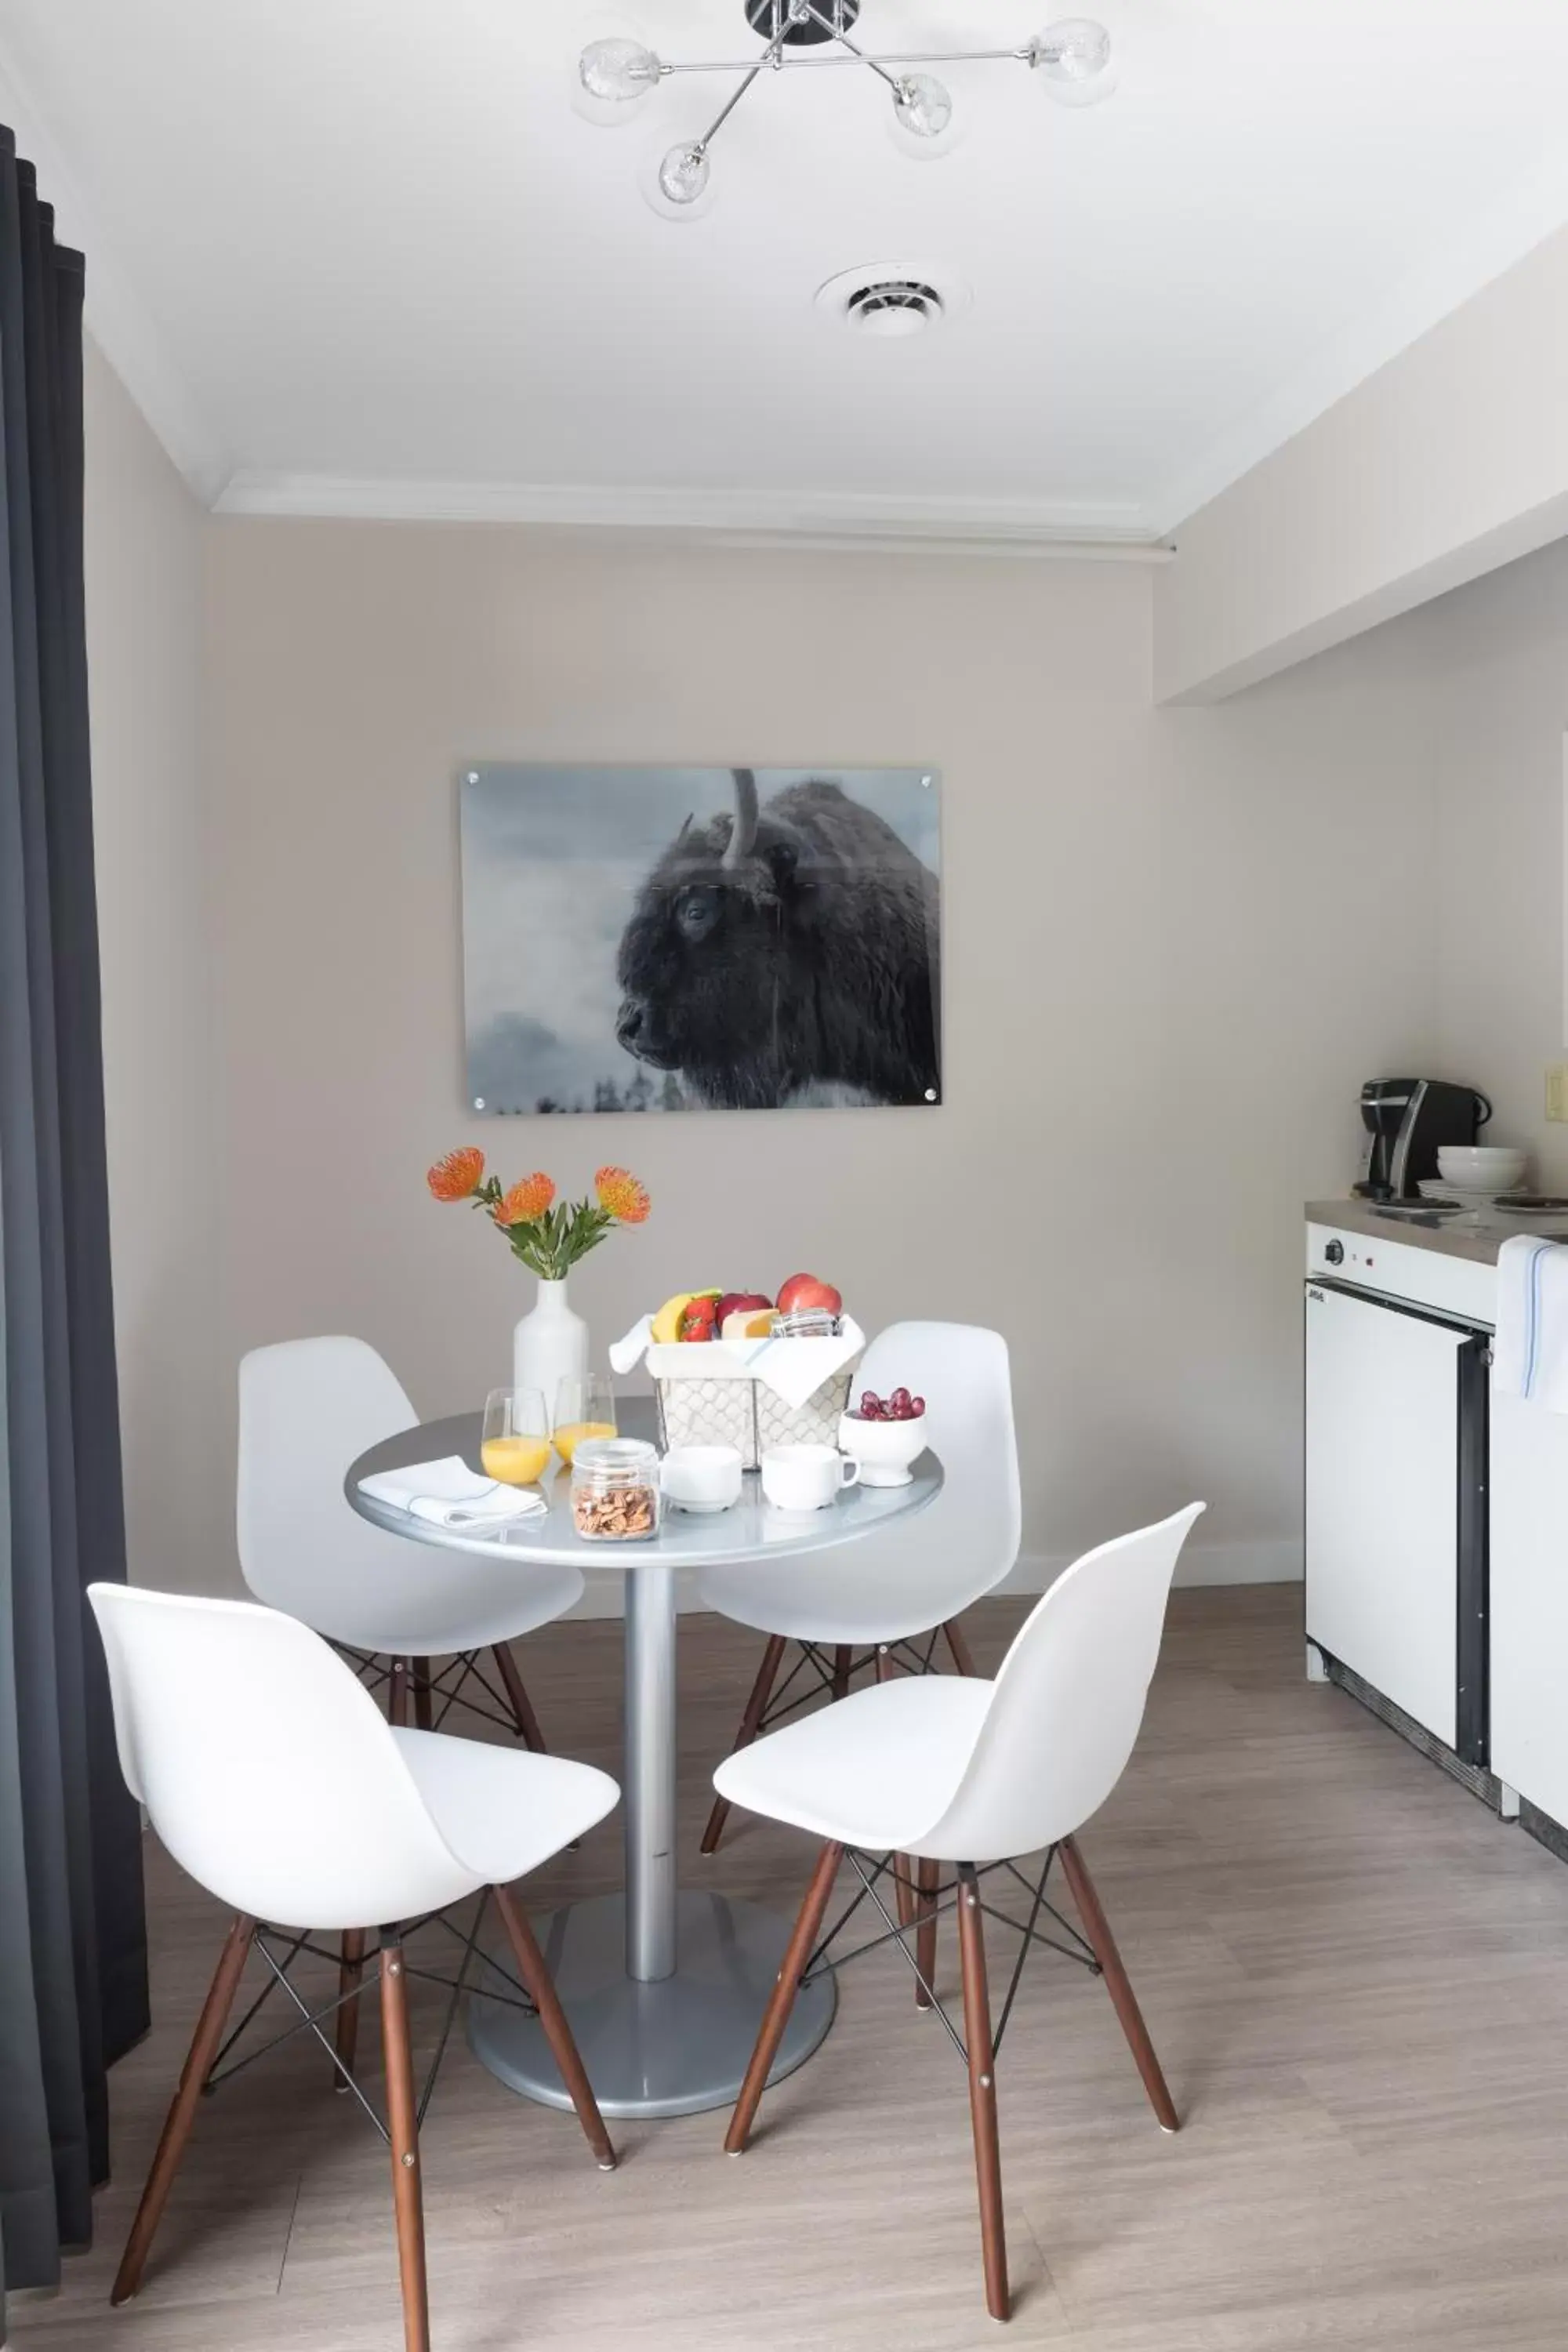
xmin=725 ymin=1840 xmax=844 ymax=2155
xmin=702 ymin=1633 xmax=788 ymax=1856
xmin=493 ymin=1883 xmax=616 ymax=2169
xmin=388 ymin=1657 xmax=409 ymax=1727
xmin=956 ymin=1865 xmax=1009 ymax=2322
xmin=335 ymin=1927 xmax=367 ymax=2089
xmin=491 ymin=1642 xmax=547 ymax=1752
xmin=412 ymin=1663 xmax=434 ymax=1731
xmin=379 ymin=1936 xmax=431 ymax=2352
xmin=831 ymin=1643 xmax=853 ymax=1699
xmin=1058 ymin=1837 xmax=1178 ymax=2132
xmin=111 ymin=1915 xmax=256 ymax=2305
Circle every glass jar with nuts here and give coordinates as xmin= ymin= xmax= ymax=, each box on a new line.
xmin=570 ymin=1437 xmax=661 ymax=1541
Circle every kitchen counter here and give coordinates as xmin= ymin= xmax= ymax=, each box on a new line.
xmin=1305 ymin=1198 xmax=1554 ymax=1268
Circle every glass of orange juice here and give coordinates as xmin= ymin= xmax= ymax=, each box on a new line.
xmin=553 ymin=1374 xmax=617 ymax=1467
xmin=481 ymin=1388 xmax=552 ymax=1486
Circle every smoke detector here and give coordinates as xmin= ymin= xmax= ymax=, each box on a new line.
xmin=815 ymin=262 xmax=971 ymax=337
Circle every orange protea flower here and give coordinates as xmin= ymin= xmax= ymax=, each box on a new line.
xmin=426 ymin=1146 xmax=485 ymax=1203
xmin=596 ymin=1166 xmax=651 ymax=1225
xmin=494 ymin=1172 xmax=556 ymax=1228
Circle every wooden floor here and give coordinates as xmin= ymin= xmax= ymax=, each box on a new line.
xmin=16 ymin=1588 xmax=1568 ymax=2351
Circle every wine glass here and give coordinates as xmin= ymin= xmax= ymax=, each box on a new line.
xmin=481 ymin=1388 xmax=551 ymax=1485
xmin=553 ymin=1374 xmax=618 ymax=1466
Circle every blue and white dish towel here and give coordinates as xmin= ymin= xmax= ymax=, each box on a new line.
xmin=1494 ymin=1235 xmax=1568 ymax=1410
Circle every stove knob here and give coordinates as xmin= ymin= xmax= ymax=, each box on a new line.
xmin=1324 ymin=1240 xmax=1345 ymax=1266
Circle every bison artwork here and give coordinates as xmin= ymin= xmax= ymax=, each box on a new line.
xmin=615 ymin=770 xmax=941 ymax=1110
xmin=459 ymin=764 xmax=942 ymax=1116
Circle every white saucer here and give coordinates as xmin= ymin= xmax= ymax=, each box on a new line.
xmin=665 ymin=1494 xmax=737 ymax=1515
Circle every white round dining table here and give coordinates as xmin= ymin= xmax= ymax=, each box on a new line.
xmin=347 ymin=1396 xmax=942 ymax=2120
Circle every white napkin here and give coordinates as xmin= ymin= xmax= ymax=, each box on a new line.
xmin=610 ymin=1314 xmax=866 ymax=1413
xmin=1494 ymin=1236 xmax=1568 ymax=1410
xmin=358 ymin=1455 xmax=547 ymax=1527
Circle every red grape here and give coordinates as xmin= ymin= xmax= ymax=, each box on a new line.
xmin=910 ymin=1396 xmax=926 ymax=1416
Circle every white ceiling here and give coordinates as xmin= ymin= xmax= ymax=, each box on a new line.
xmin=5 ymin=0 xmax=1568 ymax=540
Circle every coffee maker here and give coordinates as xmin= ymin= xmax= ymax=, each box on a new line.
xmin=1354 ymin=1077 xmax=1493 ymax=1201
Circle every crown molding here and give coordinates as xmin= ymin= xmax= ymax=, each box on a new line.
xmin=212 ymin=471 xmax=1173 ymax=557
xmin=0 ymin=38 xmax=229 ymax=502
xmin=1149 ymin=147 xmax=1568 ymax=537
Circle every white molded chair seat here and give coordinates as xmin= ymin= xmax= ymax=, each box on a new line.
xmin=719 ymin=1504 xmax=1204 ymax=2325
xmin=88 ymin=1584 xmax=619 ymax=2352
xmin=715 ymin=1673 xmax=993 ymax=1855
xmin=697 ymin=1321 xmax=1019 ymax=1646
xmin=388 ymin=1728 xmax=613 ymax=1886
xmin=239 ymin=1335 xmax=581 ymax=1745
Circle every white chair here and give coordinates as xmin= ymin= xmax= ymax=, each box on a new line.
xmin=697 ymin=1322 xmax=1020 ymax=1855
xmin=239 ymin=1336 xmax=583 ymax=1744
xmin=88 ymin=1584 xmax=619 ymax=2352
xmin=713 ymin=1502 xmax=1205 ymax=2323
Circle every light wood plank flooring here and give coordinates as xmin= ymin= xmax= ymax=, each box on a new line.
xmin=14 ymin=1588 xmax=1568 ymax=2350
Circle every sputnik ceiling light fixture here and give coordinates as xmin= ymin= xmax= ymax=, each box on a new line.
xmin=579 ymin=2 xmax=1116 ymax=215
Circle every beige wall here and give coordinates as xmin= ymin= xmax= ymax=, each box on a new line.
xmin=1426 ymin=539 xmax=1568 ymax=1180
xmin=1154 ymin=227 xmax=1568 ymax=706
xmin=197 ymin=522 xmax=1443 ymax=1592
xmin=84 ymin=339 xmax=226 ymax=1592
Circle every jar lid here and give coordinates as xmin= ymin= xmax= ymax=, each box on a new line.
xmin=572 ymin=1437 xmax=657 ymax=1477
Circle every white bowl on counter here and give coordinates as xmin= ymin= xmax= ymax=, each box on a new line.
xmin=837 ymin=1410 xmax=926 ymax=1488
xmin=1438 ymin=1145 xmax=1527 ymax=1189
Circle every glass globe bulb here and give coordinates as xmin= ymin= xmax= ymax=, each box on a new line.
xmin=892 ymin=73 xmax=953 ymax=140
xmin=1029 ymin=19 xmax=1115 ymax=104
xmin=579 ymin=37 xmax=662 ymax=104
xmin=658 ymin=143 xmax=711 ymax=206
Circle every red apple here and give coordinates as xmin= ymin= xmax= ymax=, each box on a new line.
xmin=717 ymin=1290 xmax=772 ymax=1327
xmin=776 ymin=1272 xmax=843 ymax=1319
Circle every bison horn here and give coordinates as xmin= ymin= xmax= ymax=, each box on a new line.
xmin=722 ymin=768 xmax=760 ymax=867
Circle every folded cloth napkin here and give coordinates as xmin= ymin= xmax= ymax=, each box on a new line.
xmin=1494 ymin=1235 xmax=1568 ymax=1410
xmin=610 ymin=1313 xmax=866 ymax=1413
xmin=358 ymin=1455 xmax=547 ymax=1527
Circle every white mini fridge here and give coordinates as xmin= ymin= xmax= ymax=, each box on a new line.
xmin=1305 ymin=1272 xmax=1490 ymax=1768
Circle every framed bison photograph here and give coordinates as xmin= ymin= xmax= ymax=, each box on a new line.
xmin=459 ymin=764 xmax=942 ymax=1115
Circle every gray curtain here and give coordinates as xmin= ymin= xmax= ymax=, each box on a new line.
xmin=0 ymin=125 xmax=148 ymax=2324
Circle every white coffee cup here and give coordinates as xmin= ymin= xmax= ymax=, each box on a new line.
xmin=659 ymin=1444 xmax=743 ymax=1513
xmin=760 ymin=1443 xmax=861 ymax=1513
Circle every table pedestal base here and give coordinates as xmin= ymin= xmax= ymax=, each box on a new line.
xmin=466 ymin=1889 xmax=837 ymax=2121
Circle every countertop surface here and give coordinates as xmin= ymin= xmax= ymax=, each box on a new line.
xmin=1306 ymin=1197 xmax=1568 ymax=1267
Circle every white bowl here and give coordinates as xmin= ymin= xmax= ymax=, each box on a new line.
xmin=1438 ymin=1145 xmax=1526 ymax=1186
xmin=838 ymin=1410 xmax=927 ymax=1487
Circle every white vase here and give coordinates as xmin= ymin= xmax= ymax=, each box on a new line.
xmin=513 ymin=1277 xmax=589 ymax=1425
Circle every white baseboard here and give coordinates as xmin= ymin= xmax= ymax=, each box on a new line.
xmin=566 ymin=1539 xmax=1301 ymax=1621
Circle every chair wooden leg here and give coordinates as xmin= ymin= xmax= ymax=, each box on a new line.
xmin=111 ymin=1914 xmax=255 ymax=2305
xmin=831 ymin=1643 xmax=853 ymax=1699
xmin=492 ymin=1883 xmax=616 ymax=2168
xmin=388 ymin=1656 xmax=409 ymax=1727
xmin=725 ymin=1839 xmax=844 ymax=2155
xmin=334 ymin=1927 xmax=367 ymax=2089
xmin=874 ymin=1650 xmax=916 ymax=1929
xmin=701 ymin=1633 xmax=788 ymax=1857
xmin=956 ymin=1864 xmax=1009 ymax=2322
xmin=1058 ymin=1837 xmax=1178 ymax=2133
xmin=379 ymin=1936 xmax=431 ymax=2352
xmin=491 ymin=1642 xmax=547 ymax=1752
xmin=943 ymin=1619 xmax=978 ymax=1677
xmin=412 ymin=1662 xmax=434 ymax=1731
xmin=914 ymin=1855 xmax=939 ymax=2011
